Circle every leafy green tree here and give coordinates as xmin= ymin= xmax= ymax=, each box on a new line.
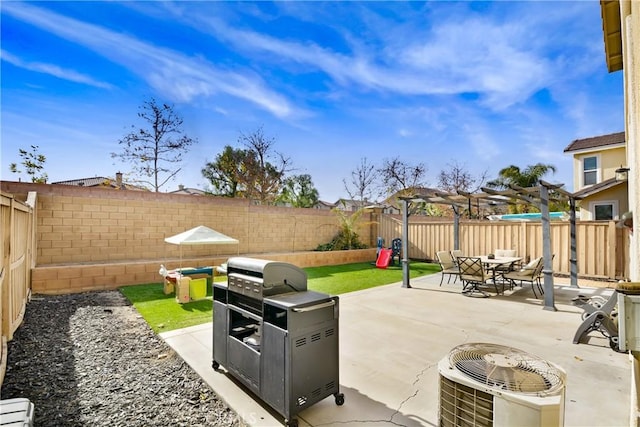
xmin=487 ymin=163 xmax=558 ymax=213
xmin=9 ymin=145 xmax=48 ymax=183
xmin=202 ymin=146 xmax=249 ymax=197
xmin=112 ymin=98 xmax=196 ymax=192
xmin=278 ymin=174 xmax=319 ymax=208
xmin=486 ymin=163 xmax=556 ymax=189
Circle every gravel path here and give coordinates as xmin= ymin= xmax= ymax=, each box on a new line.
xmin=1 ymin=291 xmax=245 ymax=426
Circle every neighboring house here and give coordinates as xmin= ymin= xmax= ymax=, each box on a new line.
xmin=52 ymin=172 xmax=147 ymax=191
xmin=563 ymin=131 xmax=628 ymax=221
xmin=333 ymin=198 xmax=370 ymax=212
xmin=168 ymin=185 xmax=207 ymax=195
xmin=312 ymin=200 xmax=336 ymax=211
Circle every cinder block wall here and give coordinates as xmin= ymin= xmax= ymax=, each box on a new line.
xmin=30 ymin=249 xmax=377 ymax=294
xmin=1 ymin=182 xmax=376 ymax=294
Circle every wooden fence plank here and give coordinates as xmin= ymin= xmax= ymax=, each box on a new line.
xmin=379 ymin=215 xmax=626 ymax=280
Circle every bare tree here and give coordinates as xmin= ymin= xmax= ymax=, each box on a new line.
xmin=238 ymin=126 xmax=292 ymax=204
xmin=343 ymin=157 xmax=377 ymax=203
xmin=437 ymin=160 xmax=488 ymax=194
xmin=378 ymin=156 xmax=427 ymax=197
xmin=112 ymin=98 xmax=196 ymax=192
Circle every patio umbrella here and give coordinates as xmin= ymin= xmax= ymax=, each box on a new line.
xmin=164 ymin=225 xmax=239 ymax=274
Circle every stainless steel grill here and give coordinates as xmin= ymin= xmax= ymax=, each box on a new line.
xmin=212 ymin=257 xmax=344 ymax=426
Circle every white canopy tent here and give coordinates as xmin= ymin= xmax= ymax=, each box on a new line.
xmin=164 ymin=225 xmax=239 ymax=246
xmin=163 ymin=226 xmax=239 ymax=276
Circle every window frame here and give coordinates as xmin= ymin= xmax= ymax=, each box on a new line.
xmin=588 ymin=200 xmax=619 ymax=221
xmin=581 ymin=154 xmax=600 ymax=188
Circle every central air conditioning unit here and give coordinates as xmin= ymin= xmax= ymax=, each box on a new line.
xmin=438 ymin=343 xmax=566 ymax=427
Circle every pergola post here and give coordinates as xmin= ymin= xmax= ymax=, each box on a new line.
xmin=453 ymin=206 xmax=460 ymax=251
xmin=539 ymin=184 xmax=557 ymax=311
xmin=401 ymin=198 xmax=411 ymax=288
xmin=569 ymin=197 xmax=579 ymax=288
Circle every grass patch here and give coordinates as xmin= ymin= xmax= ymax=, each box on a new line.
xmin=305 ymin=261 xmax=440 ymax=294
xmin=119 ymin=282 xmax=213 ymax=333
xmin=120 ymin=261 xmax=439 ymax=333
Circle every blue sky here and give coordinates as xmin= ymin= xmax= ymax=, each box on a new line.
xmin=1 ymin=1 xmax=624 ymax=202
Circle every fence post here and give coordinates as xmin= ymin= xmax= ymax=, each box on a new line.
xmin=609 ymin=220 xmax=618 ymax=280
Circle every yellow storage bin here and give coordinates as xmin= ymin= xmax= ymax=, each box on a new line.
xmin=189 ymin=277 xmax=208 ymax=301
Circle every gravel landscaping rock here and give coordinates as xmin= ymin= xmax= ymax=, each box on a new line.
xmin=1 ymin=291 xmax=245 ymax=426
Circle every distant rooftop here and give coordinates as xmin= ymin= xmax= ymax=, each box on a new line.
xmin=52 ymin=173 xmax=147 ymax=191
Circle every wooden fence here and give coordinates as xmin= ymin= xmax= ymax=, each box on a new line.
xmin=378 ymin=214 xmax=630 ymax=280
xmin=1 ymin=191 xmax=36 ymax=385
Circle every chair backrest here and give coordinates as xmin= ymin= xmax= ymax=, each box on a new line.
xmin=533 ymin=257 xmax=545 ymax=277
xmin=451 ymin=249 xmax=463 ymax=261
xmin=436 ymin=251 xmax=455 ymax=269
xmin=519 ymin=256 xmax=543 ymax=279
xmin=457 ymin=257 xmax=485 ymax=282
xmin=495 ymin=249 xmax=517 ymax=257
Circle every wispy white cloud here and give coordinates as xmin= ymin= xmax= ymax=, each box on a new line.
xmin=181 ymin=6 xmax=572 ymax=111
xmin=1 ymin=2 xmax=296 ymax=118
xmin=1 ymin=49 xmax=113 ymax=89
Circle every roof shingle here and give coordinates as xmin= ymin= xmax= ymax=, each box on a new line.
xmin=563 ymin=131 xmax=625 ymax=153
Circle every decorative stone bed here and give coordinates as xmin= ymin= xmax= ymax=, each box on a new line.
xmin=1 ymin=291 xmax=245 ymax=426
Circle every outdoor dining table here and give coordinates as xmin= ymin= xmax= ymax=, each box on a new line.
xmin=477 ymin=256 xmax=523 ymax=294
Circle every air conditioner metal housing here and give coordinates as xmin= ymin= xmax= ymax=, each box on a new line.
xmin=438 ymin=343 xmax=566 ymax=427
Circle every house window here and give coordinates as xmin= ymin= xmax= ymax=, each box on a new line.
xmin=594 ymin=204 xmax=613 ymax=220
xmin=589 ymin=200 xmax=618 ymax=221
xmin=583 ymin=156 xmax=598 ymax=186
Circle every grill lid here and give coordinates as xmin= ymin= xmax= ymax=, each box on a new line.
xmin=227 ymin=257 xmax=307 ymax=292
xmin=447 ymin=343 xmax=565 ymax=396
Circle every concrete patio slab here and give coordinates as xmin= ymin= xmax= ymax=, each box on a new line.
xmin=160 ymin=273 xmax=630 ymax=426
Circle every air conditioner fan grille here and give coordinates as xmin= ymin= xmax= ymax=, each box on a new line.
xmin=448 ymin=343 xmax=565 ymax=396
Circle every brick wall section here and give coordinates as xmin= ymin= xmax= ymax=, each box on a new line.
xmin=1 ymin=182 xmax=376 ymax=294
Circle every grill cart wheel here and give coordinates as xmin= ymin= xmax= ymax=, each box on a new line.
xmin=212 ymin=361 xmax=220 ymax=371
xmin=286 ymin=418 xmax=298 ymax=427
xmin=335 ymin=393 xmax=345 ymax=406
xmin=610 ymin=336 xmax=624 ymax=353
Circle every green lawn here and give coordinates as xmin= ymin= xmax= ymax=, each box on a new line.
xmin=120 ymin=261 xmax=439 ymax=333
xmin=305 ymin=261 xmax=440 ymax=294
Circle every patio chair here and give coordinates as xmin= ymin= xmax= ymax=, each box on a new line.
xmin=492 ymin=248 xmax=518 ymax=278
xmin=450 ymin=249 xmax=464 ymax=264
xmin=436 ymin=251 xmax=461 ymax=286
xmin=457 ymin=256 xmax=498 ymax=297
xmin=502 ymin=256 xmax=544 ymax=298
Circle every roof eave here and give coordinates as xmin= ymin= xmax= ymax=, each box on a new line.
xmin=564 ymin=142 xmax=627 ymax=155
xmin=601 ymin=0 xmax=623 ymax=72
